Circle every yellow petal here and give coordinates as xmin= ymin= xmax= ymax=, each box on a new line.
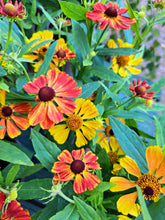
xmin=125 ymin=66 xmax=141 ymax=75
xmin=107 ymin=39 xmax=117 ymax=48
xmin=49 ymin=124 xmax=70 ymax=144
xmin=120 ymin=156 xmax=141 ymax=177
xmin=110 ymin=176 xmax=136 ymax=191
xmin=118 ymin=67 xmax=128 ymax=77
xmin=128 ymin=57 xmax=143 ymax=66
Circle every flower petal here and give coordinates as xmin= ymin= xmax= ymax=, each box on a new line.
xmin=47 ymin=101 xmax=63 ymax=124
xmin=110 ymin=177 xmax=136 ymax=191
xmin=73 ymin=174 xmax=87 ymax=194
xmin=72 ymin=148 xmax=85 ymax=160
xmin=75 ymin=129 xmax=88 ymax=147
xmin=11 ymin=102 xmax=32 ymax=113
xmin=11 ymin=116 xmax=30 ymax=130
xmin=6 ymin=120 xmax=21 ymax=139
xmin=83 ymin=151 xmax=98 ymax=163
xmin=120 ymin=156 xmax=141 ymax=177
xmin=125 ymin=66 xmax=141 ymax=75
xmin=28 ymin=102 xmax=45 ymax=126
xmin=83 ymin=170 xmax=101 ymax=191
xmin=0 ymin=191 xmax=6 ymax=209
xmin=155 ymin=154 xmax=165 ymax=182
xmin=49 ymin=124 xmax=70 ymax=144
xmin=0 ymin=89 xmax=6 ymax=105
xmin=55 ymin=97 xmax=76 ymax=115
xmin=57 ymin=150 xmax=73 ymax=164
xmin=53 ymin=170 xmax=74 ymax=183
xmin=0 ymin=119 xmax=6 ymax=139
xmin=86 ymin=162 xmax=101 ymax=170
xmin=51 ymin=161 xmax=71 ymax=173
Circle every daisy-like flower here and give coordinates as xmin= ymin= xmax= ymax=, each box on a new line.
xmin=51 ymin=148 xmax=101 ymax=194
xmin=0 ymin=0 xmax=25 ymax=19
xmin=97 ymin=117 xmax=125 ymax=175
xmin=108 ymin=39 xmax=143 ymax=77
xmin=86 ymin=1 xmax=135 ymax=30
xmin=0 ymin=191 xmax=31 ymax=219
xmin=129 ymin=78 xmax=155 ymax=100
xmin=49 ymin=98 xmax=101 ymax=147
xmin=23 ymin=30 xmax=57 ymax=72
xmin=0 ymin=89 xmax=32 ymax=139
xmin=53 ymin=38 xmax=76 ymax=67
xmin=23 ymin=69 xmax=81 ymax=130
xmin=110 ymin=145 xmax=165 ymax=216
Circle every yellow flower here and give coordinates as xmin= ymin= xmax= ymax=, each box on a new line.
xmin=49 ymin=98 xmax=101 ymax=148
xmin=108 ymin=39 xmax=143 ymax=77
xmin=97 ymin=117 xmax=125 ymax=174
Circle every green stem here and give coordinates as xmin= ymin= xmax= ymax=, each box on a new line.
xmin=0 ymin=187 xmax=9 ymax=195
xmin=0 ymin=20 xmax=13 ymax=65
xmin=59 ymin=191 xmax=75 ymax=204
xmin=93 ymin=26 xmax=108 ymax=51
xmin=109 ymin=96 xmax=135 ymax=111
xmin=17 ymin=21 xmax=27 ymax=42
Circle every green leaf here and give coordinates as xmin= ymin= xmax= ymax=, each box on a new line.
xmin=18 ymin=163 xmax=43 ymax=178
xmin=136 ymin=186 xmax=152 ymax=220
xmin=59 ymin=1 xmax=87 ymax=20
xmin=72 ymin=20 xmax=90 ymax=59
xmin=148 ymin=76 xmax=165 ymax=94
xmin=0 ymin=80 xmax=9 ymax=92
xmin=50 ymin=204 xmax=79 ymax=220
xmin=109 ymin=116 xmax=148 ymax=173
xmin=0 ymin=140 xmax=33 ymax=166
xmin=154 ymin=116 xmax=164 ymax=148
xmin=18 ymin=38 xmax=40 ymax=57
xmin=152 ymin=17 xmax=165 ymax=25
xmin=0 ymin=171 xmax=4 ymax=185
xmin=29 ymin=39 xmax=53 ymax=54
xmin=17 ymin=178 xmax=52 ymax=200
xmin=86 ymin=66 xmax=121 ymax=81
xmin=30 ymin=129 xmax=61 ymax=171
xmin=5 ymin=164 xmax=20 ymax=186
xmin=73 ymin=196 xmax=101 ymax=220
xmin=16 ymin=75 xmax=28 ymax=91
xmin=0 ymin=66 xmax=7 ymax=76
xmin=78 ymin=81 xmax=100 ymax=99
xmin=35 ymin=40 xmax=57 ymax=77
xmin=97 ymin=48 xmax=137 ymax=56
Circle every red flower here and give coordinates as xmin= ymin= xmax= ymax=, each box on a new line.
xmin=51 ymin=148 xmax=101 ymax=194
xmin=129 ymin=78 xmax=155 ymax=100
xmin=0 ymin=0 xmax=25 ymax=19
xmin=0 ymin=90 xmax=32 ymax=139
xmin=23 ymin=69 xmax=81 ymax=129
xmin=0 ymin=191 xmax=31 ymax=220
xmin=86 ymin=1 xmax=135 ymax=30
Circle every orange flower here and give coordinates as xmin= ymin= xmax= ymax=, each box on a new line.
xmin=0 ymin=191 xmax=31 ymax=219
xmin=110 ymin=146 xmax=165 ymax=216
xmin=129 ymin=78 xmax=155 ymax=100
xmin=86 ymin=1 xmax=135 ymax=30
xmin=23 ymin=69 xmax=81 ymax=129
xmin=0 ymin=0 xmax=25 ymax=19
xmin=0 ymin=89 xmax=32 ymax=139
xmin=53 ymin=38 xmax=76 ymax=67
xmin=51 ymin=148 xmax=101 ymax=194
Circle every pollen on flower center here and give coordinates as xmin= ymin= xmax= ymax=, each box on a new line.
xmin=135 ymin=85 xmax=146 ymax=96
xmin=117 ymin=55 xmax=129 ymax=66
xmin=105 ymin=126 xmax=114 ymax=137
xmin=3 ymin=3 xmax=17 ymax=16
xmin=66 ymin=115 xmax=83 ymax=130
xmin=70 ymin=160 xmax=85 ymax=174
xmin=104 ymin=7 xmax=117 ymax=17
xmin=38 ymin=86 xmax=55 ymax=102
xmin=108 ymin=151 xmax=118 ymax=164
xmin=135 ymin=174 xmax=161 ymax=200
xmin=56 ymin=49 xmax=66 ymax=58
xmin=2 ymin=106 xmax=13 ymax=117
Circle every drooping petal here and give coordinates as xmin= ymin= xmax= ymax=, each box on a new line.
xmin=11 ymin=102 xmax=32 ymax=113
xmin=47 ymin=101 xmax=63 ymax=124
xmin=81 ymin=125 xmax=97 ymax=141
xmin=0 ymin=119 xmax=6 ymax=139
xmin=75 ymin=129 xmax=88 ymax=147
xmin=55 ymin=97 xmax=76 ymax=115
xmin=83 ymin=170 xmax=101 ymax=191
xmin=53 ymin=170 xmax=74 ymax=182
xmin=49 ymin=124 xmax=70 ymax=144
xmin=78 ymin=99 xmax=99 ymax=119
xmin=40 ymin=112 xmax=54 ymax=130
xmin=83 ymin=151 xmax=98 ymax=163
xmin=28 ymin=102 xmax=45 ymax=126
xmin=110 ymin=177 xmax=136 ymax=192
xmin=73 ymin=174 xmax=87 ymax=194
xmin=72 ymin=148 xmax=84 ymax=160
xmin=86 ymin=162 xmax=101 ymax=170
xmin=93 ymin=2 xmax=107 ymax=11
xmin=125 ymin=66 xmax=141 ymax=75
xmin=6 ymin=120 xmax=21 ymax=138
xmin=11 ymin=116 xmax=30 ymax=130
xmin=0 ymin=89 xmax=6 ymax=105
xmin=117 ymin=192 xmax=138 ymax=216
xmin=51 ymin=161 xmax=71 ymax=173
xmin=155 ymin=154 xmax=165 ymax=181
xmin=57 ymin=150 xmax=73 ymax=164
xmin=120 ymin=156 xmax=141 ymax=177
xmin=160 ymin=188 xmax=165 ymax=194
xmin=146 ymin=146 xmax=163 ymax=175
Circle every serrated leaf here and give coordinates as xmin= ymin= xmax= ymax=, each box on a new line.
xmin=59 ymin=1 xmax=87 ymax=21
xmin=30 ymin=129 xmax=61 ymax=171
xmin=0 ymin=140 xmax=33 ymax=166
xmin=109 ymin=116 xmax=148 ymax=173
xmin=78 ymin=81 xmax=100 ymax=99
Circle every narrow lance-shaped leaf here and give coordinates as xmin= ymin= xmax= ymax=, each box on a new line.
xmin=5 ymin=164 xmax=20 ymax=186
xmin=154 ymin=115 xmax=164 ymax=149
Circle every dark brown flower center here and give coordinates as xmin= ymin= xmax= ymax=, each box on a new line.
xmin=135 ymin=174 xmax=161 ymax=200
xmin=71 ymin=160 xmax=85 ymax=174
xmin=66 ymin=115 xmax=83 ymax=130
xmin=2 ymin=106 xmax=13 ymax=117
xmin=56 ymin=49 xmax=66 ymax=58
xmin=38 ymin=47 xmax=47 ymax=59
xmin=104 ymin=7 xmax=117 ymax=17
xmin=108 ymin=151 xmax=118 ymax=164
xmin=135 ymin=86 xmax=146 ymax=96
xmin=38 ymin=86 xmax=55 ymax=102
xmin=117 ymin=55 xmax=129 ymax=66
xmin=105 ymin=126 xmax=114 ymax=137
xmin=4 ymin=3 xmax=17 ymax=16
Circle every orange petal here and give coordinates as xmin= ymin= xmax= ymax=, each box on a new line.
xmin=161 ymin=188 xmax=165 ymax=194
xmin=28 ymin=102 xmax=45 ymax=126
xmin=0 ymin=191 xmax=6 ymax=209
xmin=51 ymin=161 xmax=71 ymax=173
xmin=86 ymin=162 xmax=101 ymax=170
xmin=47 ymin=101 xmax=63 ymax=124
xmin=11 ymin=116 xmax=30 ymax=130
xmin=146 ymin=146 xmax=163 ymax=175
xmin=0 ymin=119 xmax=6 ymax=139
xmin=53 ymin=170 xmax=74 ymax=182
xmin=0 ymin=89 xmax=6 ymax=105
xmin=58 ymin=150 xmax=73 ymax=164
xmin=83 ymin=151 xmax=98 ymax=163
xmin=73 ymin=174 xmax=87 ymax=194
xmin=155 ymin=154 xmax=165 ymax=182
xmin=110 ymin=177 xmax=136 ymax=192
xmin=117 ymin=192 xmax=138 ymax=215
xmin=111 ymin=163 xmax=121 ymax=175
xmin=72 ymin=148 xmax=84 ymax=160
xmin=6 ymin=120 xmax=21 ymax=138
xmin=11 ymin=102 xmax=32 ymax=113
xmin=55 ymin=97 xmax=76 ymax=115
xmin=120 ymin=156 xmax=141 ymax=177
xmin=83 ymin=170 xmax=101 ymax=191
xmin=40 ymin=112 xmax=54 ymax=129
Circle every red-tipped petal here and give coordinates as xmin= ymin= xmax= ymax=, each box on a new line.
xmin=55 ymin=97 xmax=76 ymax=115
xmin=6 ymin=120 xmax=21 ymax=138
xmin=11 ymin=102 xmax=32 ymax=113
xmin=83 ymin=151 xmax=98 ymax=163
xmin=0 ymin=119 xmax=6 ymax=139
xmin=47 ymin=101 xmax=63 ymax=124
xmin=11 ymin=116 xmax=30 ymax=130
xmin=83 ymin=171 xmax=101 ymax=191
xmin=72 ymin=148 xmax=85 ymax=160
xmin=58 ymin=150 xmax=73 ymax=164
xmin=73 ymin=174 xmax=87 ymax=194
xmin=51 ymin=161 xmax=71 ymax=173
xmin=86 ymin=162 xmax=101 ymax=170
xmin=28 ymin=102 xmax=45 ymax=126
